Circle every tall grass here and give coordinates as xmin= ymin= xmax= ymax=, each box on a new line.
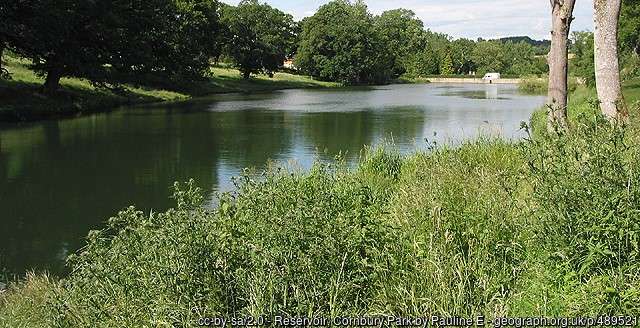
xmin=0 ymin=273 xmax=62 ymax=328
xmin=2 ymin=96 xmax=640 ymax=326
xmin=518 ymin=76 xmax=548 ymax=94
xmin=368 ymin=140 xmax=527 ymax=317
xmin=518 ymin=75 xmax=580 ymax=95
xmin=519 ymin=112 xmax=640 ymax=314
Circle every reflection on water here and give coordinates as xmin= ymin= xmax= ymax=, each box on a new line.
xmin=440 ymin=84 xmax=508 ymax=100
xmin=0 ymin=83 xmax=545 ymax=275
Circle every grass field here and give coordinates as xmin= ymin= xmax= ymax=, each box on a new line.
xmin=0 ymin=55 xmax=337 ymax=122
xmin=624 ymin=78 xmax=640 ymax=104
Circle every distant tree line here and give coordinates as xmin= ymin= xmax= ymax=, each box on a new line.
xmin=295 ymin=1 xmax=549 ymax=84
xmin=0 ymin=0 xmax=585 ymax=90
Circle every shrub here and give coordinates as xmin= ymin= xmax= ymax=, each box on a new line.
xmin=5 ymin=107 xmax=640 ymax=323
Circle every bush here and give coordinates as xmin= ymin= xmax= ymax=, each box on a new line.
xmin=0 ymin=273 xmax=62 ymax=328
xmin=0 ymin=143 xmax=535 ymax=325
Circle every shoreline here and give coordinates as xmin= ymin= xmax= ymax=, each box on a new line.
xmin=0 ymin=75 xmax=437 ymax=124
xmin=0 ymin=56 xmax=342 ymax=123
xmin=0 ymin=82 xmax=340 ymax=124
xmin=0 ymin=78 xmax=529 ymax=124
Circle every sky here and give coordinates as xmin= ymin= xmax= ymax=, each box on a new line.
xmin=221 ymin=0 xmax=594 ymax=40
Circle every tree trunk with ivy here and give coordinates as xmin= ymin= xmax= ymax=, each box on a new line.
xmin=594 ymin=0 xmax=628 ymax=123
xmin=547 ymin=0 xmax=576 ymax=132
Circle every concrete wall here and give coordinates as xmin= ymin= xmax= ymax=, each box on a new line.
xmin=427 ymin=78 xmax=523 ymax=84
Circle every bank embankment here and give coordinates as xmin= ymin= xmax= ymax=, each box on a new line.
xmin=0 ymin=56 xmax=338 ymax=122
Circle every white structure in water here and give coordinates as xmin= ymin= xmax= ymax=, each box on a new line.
xmin=482 ymin=72 xmax=501 ymax=82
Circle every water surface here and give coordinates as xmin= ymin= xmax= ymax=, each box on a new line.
xmin=0 ymin=83 xmax=545 ymax=275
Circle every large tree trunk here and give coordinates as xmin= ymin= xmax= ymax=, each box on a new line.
xmin=594 ymin=0 xmax=627 ymax=123
xmin=44 ymin=68 xmax=62 ymax=93
xmin=547 ymin=0 xmax=576 ymax=132
xmin=242 ymin=70 xmax=251 ymax=80
xmin=0 ymin=42 xmax=5 ymax=74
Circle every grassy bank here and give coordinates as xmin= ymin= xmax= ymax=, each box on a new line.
xmin=2 ymin=83 xmax=640 ymax=326
xmin=519 ymin=76 xmax=640 ymax=98
xmin=517 ymin=75 xmax=586 ymax=94
xmin=0 ymin=56 xmax=337 ymax=122
xmin=624 ymin=78 xmax=640 ymax=104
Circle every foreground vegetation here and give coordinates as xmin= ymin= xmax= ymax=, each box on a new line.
xmin=0 ymin=56 xmax=336 ymax=121
xmin=1 ymin=84 xmax=639 ymax=326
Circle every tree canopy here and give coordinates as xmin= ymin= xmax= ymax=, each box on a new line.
xmin=221 ymin=0 xmax=296 ymax=79
xmin=570 ymin=31 xmax=596 ymax=86
xmin=0 ymin=0 xmax=562 ymax=89
xmin=620 ymin=0 xmax=640 ymax=55
xmin=0 ymin=0 xmax=222 ymax=91
xmin=471 ymin=41 xmax=506 ymax=76
xmin=374 ymin=9 xmax=427 ymax=78
xmin=295 ymin=0 xmax=394 ymax=84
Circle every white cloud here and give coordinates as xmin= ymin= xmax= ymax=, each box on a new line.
xmin=221 ymin=0 xmax=594 ymax=40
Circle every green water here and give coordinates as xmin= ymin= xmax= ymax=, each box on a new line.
xmin=0 ymin=83 xmax=545 ymax=276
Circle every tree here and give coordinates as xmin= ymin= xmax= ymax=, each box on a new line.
xmin=450 ymin=38 xmax=476 ymax=75
xmin=570 ymin=31 xmax=595 ymax=85
xmin=471 ymin=41 xmax=505 ymax=76
xmin=171 ymin=0 xmax=223 ymax=79
xmin=425 ymin=31 xmax=451 ymax=74
xmin=0 ymin=41 xmax=4 ymax=78
xmin=102 ymin=0 xmax=222 ymax=85
xmin=594 ymin=0 xmax=627 ymax=122
xmin=295 ymin=0 xmax=394 ymax=84
xmin=404 ymin=47 xmax=439 ymax=77
xmin=374 ymin=9 xmax=427 ymax=78
xmin=2 ymin=0 xmax=103 ymax=92
xmin=222 ymin=0 xmax=296 ymax=79
xmin=620 ymin=0 xmax=640 ymax=55
xmin=91 ymin=0 xmax=180 ymax=85
xmin=547 ymin=0 xmax=576 ymax=131
xmin=0 ymin=0 xmax=25 ymax=78
xmin=503 ymin=41 xmax=540 ymax=76
xmin=439 ymin=49 xmax=454 ymax=75
xmin=1 ymin=0 xmax=222 ymax=91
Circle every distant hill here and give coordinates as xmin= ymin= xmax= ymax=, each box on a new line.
xmin=497 ymin=36 xmax=551 ymax=48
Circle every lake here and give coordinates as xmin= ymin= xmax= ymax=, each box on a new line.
xmin=0 ymin=83 xmax=545 ymax=276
